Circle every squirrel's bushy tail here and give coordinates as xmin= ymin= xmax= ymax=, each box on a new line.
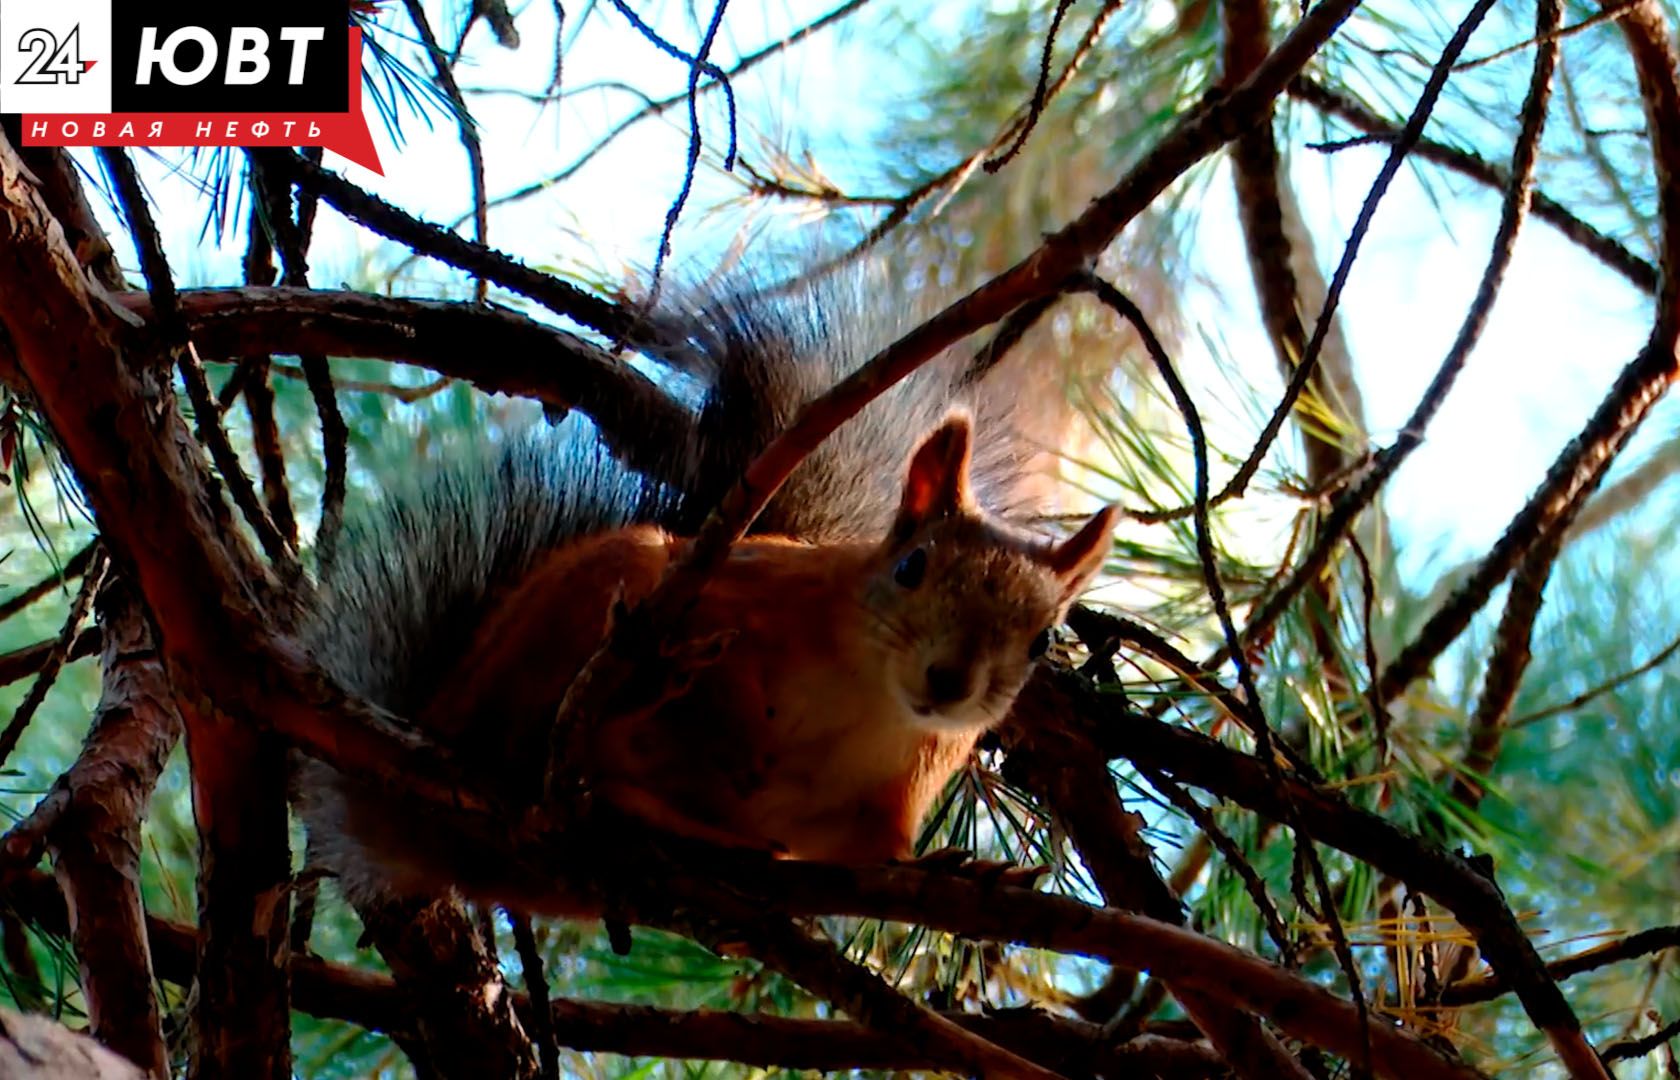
xmin=306 ymin=430 xmax=664 ymax=719
xmin=656 ymin=263 xmax=1054 ymax=541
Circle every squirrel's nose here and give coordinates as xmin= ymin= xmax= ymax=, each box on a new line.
xmin=925 ymin=663 xmax=972 ymax=706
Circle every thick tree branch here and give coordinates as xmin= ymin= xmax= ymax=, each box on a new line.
xmin=119 ymin=287 xmax=696 ymax=490
xmin=7 ymin=869 xmax=1232 ymax=1076
xmin=43 ymin=577 xmax=179 ymax=1078
xmin=355 ymin=894 xmax=539 ymax=1078
xmin=0 ymin=127 xmax=124 ymax=293
xmin=180 ymin=693 xmax=293 ymax=1080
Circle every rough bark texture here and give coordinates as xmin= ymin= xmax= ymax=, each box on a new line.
xmin=181 ymin=698 xmax=293 ymax=1080
xmin=1004 ymin=690 xmax=1314 ymax=1080
xmin=45 ymin=578 xmax=180 ymax=1078
xmin=356 ymin=895 xmax=539 ymax=1080
xmin=0 ymin=127 xmax=295 ymax=1080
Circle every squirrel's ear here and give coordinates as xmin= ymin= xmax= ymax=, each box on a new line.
xmin=897 ymin=412 xmax=976 ymax=528
xmin=1049 ymin=504 xmax=1118 ymax=584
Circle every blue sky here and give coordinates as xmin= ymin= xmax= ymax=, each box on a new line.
xmin=121 ymin=0 xmax=1665 ymax=589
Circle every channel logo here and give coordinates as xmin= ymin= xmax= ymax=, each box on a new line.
xmin=0 ymin=0 xmax=381 ymax=173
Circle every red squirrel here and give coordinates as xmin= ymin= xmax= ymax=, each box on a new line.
xmin=295 ymin=271 xmax=1112 ymax=914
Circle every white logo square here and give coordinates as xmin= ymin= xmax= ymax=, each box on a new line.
xmin=0 ymin=0 xmax=113 ymax=114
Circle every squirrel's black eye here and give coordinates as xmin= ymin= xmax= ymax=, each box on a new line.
xmin=894 ymin=548 xmax=927 ymax=589
xmin=1028 ymin=628 xmax=1052 ymax=659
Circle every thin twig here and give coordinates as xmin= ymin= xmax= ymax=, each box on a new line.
xmin=1604 ymin=1014 xmax=1680 ymax=1063
xmin=1067 ymin=605 xmax=1301 ymax=764
xmin=1346 ymin=532 xmax=1390 ymax=758
xmin=1076 ymin=271 xmax=1372 ymax=1073
xmin=1204 ymin=0 xmax=1501 ymax=511
xmin=181 ymin=343 xmax=299 ymax=575
xmin=102 ymin=146 xmax=298 ymax=576
xmin=1444 ymin=19 xmax=1583 ymax=791
xmin=1510 ymin=624 xmax=1680 ymax=728
xmin=985 ymin=0 xmax=1080 ymax=172
xmin=0 ymin=629 xmax=100 ymax=691
xmin=273 ymin=364 xmax=452 ymax=403
xmin=1450 ymin=524 xmax=1565 ymax=810
xmin=414 ymin=0 xmax=870 ymax=255
xmin=1222 ymin=0 xmax=1363 ymax=711
xmin=94 ymin=148 xmax=180 ymax=338
xmin=1138 ymin=762 xmax=1293 ymax=960
xmin=604 ymin=0 xmax=738 ymax=170
xmin=250 ymin=158 xmax=350 ymax=569
xmin=0 ymin=541 xmax=97 ymax=624
xmin=1455 ymin=0 xmax=1636 ymax=69
xmin=0 ymin=552 xmax=105 ymax=772
xmin=299 ymin=352 xmax=349 ymax=570
xmin=647 ymin=0 xmax=735 ymax=300
xmin=1567 ymin=434 xmax=1680 ymax=540
xmin=248 ymin=148 xmax=641 ymax=344
xmin=509 ymin=912 xmax=559 ymax=1080
xmin=215 ymin=356 xmax=258 ymax=414
xmin=1441 ymin=925 xmax=1680 ymax=1006
xmin=404 ymin=0 xmax=491 ymax=303
xmin=1289 ymin=77 xmax=1657 ymax=293
xmin=239 ymin=189 xmax=299 ymax=549
xmin=785 ymin=0 xmax=1126 ymax=286
xmin=1225 ymin=0 xmax=1563 ymax=674
xmin=1375 ymin=0 xmax=1680 ymax=714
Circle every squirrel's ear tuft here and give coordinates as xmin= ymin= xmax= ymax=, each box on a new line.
xmin=1049 ymin=504 xmax=1117 ymax=584
xmin=897 ymin=412 xmax=976 ymax=529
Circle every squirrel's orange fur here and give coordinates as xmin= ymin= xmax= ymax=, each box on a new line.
xmin=417 ymin=413 xmax=1116 ymax=868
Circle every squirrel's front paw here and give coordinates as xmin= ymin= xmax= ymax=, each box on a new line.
xmin=897 ymin=846 xmax=1051 ymax=889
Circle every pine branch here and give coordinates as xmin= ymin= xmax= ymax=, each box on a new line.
xmin=7 ymin=868 xmax=1234 ymax=1076
xmin=120 ymin=286 xmax=696 ymax=491
xmin=248 ymin=148 xmax=640 ymax=343
xmin=1374 ymin=0 xmax=1680 ymax=712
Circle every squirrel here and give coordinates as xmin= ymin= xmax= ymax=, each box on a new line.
xmin=293 ymin=265 xmax=1116 ymax=916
